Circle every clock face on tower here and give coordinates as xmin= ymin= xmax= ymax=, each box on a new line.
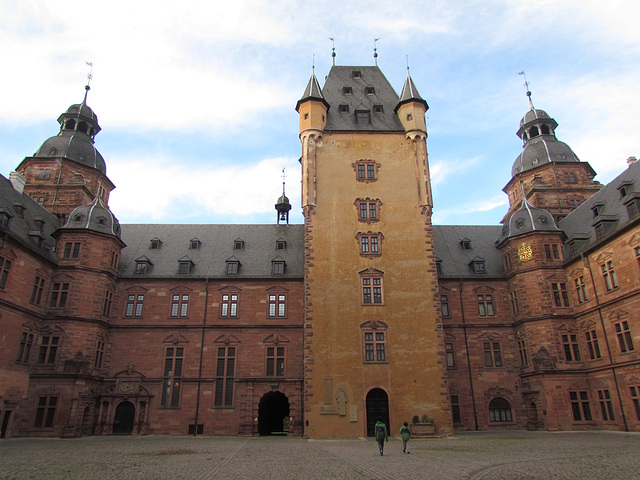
xmin=518 ymin=242 xmax=533 ymax=262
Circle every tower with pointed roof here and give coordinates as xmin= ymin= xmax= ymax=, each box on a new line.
xmin=297 ymin=64 xmax=450 ymax=438
xmin=16 ymin=85 xmax=115 ymax=223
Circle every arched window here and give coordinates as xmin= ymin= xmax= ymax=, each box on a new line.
xmin=489 ymin=397 xmax=512 ymax=422
xmin=64 ymin=119 xmax=76 ymax=130
xmin=540 ymin=124 xmax=550 ymax=135
xmin=77 ymin=121 xmax=88 ymax=134
xmin=529 ymin=126 xmax=539 ymax=138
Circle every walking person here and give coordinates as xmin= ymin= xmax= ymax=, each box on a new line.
xmin=374 ymin=417 xmax=388 ymax=456
xmin=400 ymin=421 xmax=411 ymax=453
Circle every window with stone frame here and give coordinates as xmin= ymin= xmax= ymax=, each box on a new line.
xmin=489 ymin=397 xmax=512 ymax=422
xmin=597 ymin=389 xmax=615 ymax=421
xmin=360 ymin=269 xmax=384 ymax=305
xmin=125 ymin=294 xmax=144 ymax=317
xmin=552 ymin=282 xmax=570 ymax=307
xmin=16 ymin=332 xmax=34 ymax=363
xmin=585 ymin=329 xmax=601 ymax=359
xmin=477 ymin=294 xmax=495 ymax=316
xmin=631 ymin=386 xmax=640 ymax=421
xmin=441 ymin=294 xmax=450 ymax=317
xmin=575 ymin=276 xmax=588 ymax=304
xmin=601 ymin=260 xmax=618 ymax=291
xmin=266 ymin=346 xmax=285 ymax=376
xmin=544 ymin=244 xmax=562 ymax=260
xmin=483 ymin=342 xmax=502 ymax=367
xmin=362 ymin=324 xmax=388 ymax=364
xmin=445 ymin=342 xmax=456 ymax=368
xmin=214 ymin=346 xmax=235 ymax=407
xmin=94 ymin=340 xmax=105 ymax=369
xmin=450 ymin=394 xmax=462 ymax=424
xmin=0 ymin=255 xmax=12 ymax=289
xmin=30 ymin=274 xmax=46 ymax=305
xmin=517 ymin=337 xmax=528 ymax=367
xmin=272 ymin=260 xmax=285 ymax=275
xmin=161 ymin=346 xmax=183 ymax=407
xmin=170 ymin=294 xmax=189 ymax=317
xmin=49 ymin=282 xmax=69 ymax=308
xmin=37 ymin=336 xmax=59 ymax=364
xmin=356 ymin=232 xmax=383 ymax=257
xmin=562 ymin=334 xmax=581 ymax=362
xmin=355 ymin=109 xmax=371 ymax=124
xmin=635 ymin=246 xmax=640 ymax=272
xmin=62 ymin=242 xmax=81 ymax=259
xmin=510 ymin=290 xmax=519 ymax=315
xmin=102 ymin=289 xmax=113 ymax=316
xmin=34 ymin=396 xmax=58 ymax=428
xmin=268 ymin=293 xmax=287 ymax=317
xmin=615 ymin=320 xmax=635 ymax=353
xmin=353 ymin=159 xmax=380 ymax=182
xmin=220 ymin=293 xmax=239 ymax=318
xmin=569 ymin=391 xmax=592 ymax=421
xmin=226 ymin=260 xmax=240 ymax=275
xmin=355 ymin=198 xmax=382 ymax=223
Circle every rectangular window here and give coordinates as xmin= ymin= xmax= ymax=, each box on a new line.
xmin=103 ymin=290 xmax=113 ymax=316
xmin=37 ymin=336 xmax=59 ymax=364
xmin=266 ymin=346 xmax=285 ymax=376
xmin=171 ymin=294 xmax=189 ymax=317
xmin=615 ymin=321 xmax=635 ymax=353
xmin=220 ymin=294 xmax=238 ymax=317
xmin=569 ymin=391 xmax=592 ymax=421
xmin=544 ymin=244 xmax=561 ymax=260
xmin=367 ymin=164 xmax=375 ymax=178
xmin=575 ymin=277 xmax=588 ymax=304
xmin=510 ymin=290 xmax=519 ymax=315
xmin=0 ymin=255 xmax=12 ymax=289
xmin=602 ymin=261 xmax=618 ymax=291
xmin=483 ymin=342 xmax=502 ymax=367
xmin=361 ymin=277 xmax=383 ymax=305
xmin=562 ymin=334 xmax=581 ymax=362
xmin=357 ymin=164 xmax=365 ymax=178
xmin=597 ymin=389 xmax=615 ymax=421
xmin=63 ymin=242 xmax=81 ymax=259
xmin=49 ymin=282 xmax=69 ymax=308
xmin=446 ymin=342 xmax=455 ymax=368
xmin=125 ymin=294 xmax=144 ymax=317
xmin=268 ymin=294 xmax=286 ymax=317
xmin=272 ymin=261 xmax=285 ymax=275
xmin=214 ymin=347 xmax=235 ymax=406
xmin=178 ymin=262 xmax=191 ymax=274
xmin=135 ymin=262 xmax=148 ymax=274
xmin=94 ymin=340 xmax=105 ymax=369
xmin=441 ymin=294 xmax=450 ymax=317
xmin=226 ymin=261 xmax=239 ymax=275
xmin=16 ymin=332 xmax=34 ymax=363
xmin=357 ymin=201 xmax=380 ymax=220
xmin=361 ymin=236 xmax=369 ymax=253
xmin=631 ymin=386 xmax=640 ymax=421
xmin=450 ymin=394 xmax=462 ymax=424
xmin=30 ymin=275 xmax=46 ymax=305
xmin=552 ymin=283 xmax=570 ymax=307
xmin=518 ymin=338 xmax=528 ymax=366
xmin=477 ymin=295 xmax=495 ymax=316
xmin=355 ymin=110 xmax=371 ymax=124
xmin=364 ymin=331 xmax=387 ymax=363
xmin=585 ymin=329 xmax=601 ymax=360
xmin=161 ymin=347 xmax=183 ymax=407
xmin=34 ymin=396 xmax=57 ymax=428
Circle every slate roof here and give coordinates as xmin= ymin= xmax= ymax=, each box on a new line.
xmin=118 ymin=224 xmax=305 ymax=278
xmin=559 ymin=159 xmax=640 ymax=260
xmin=322 ymin=66 xmax=405 ymax=132
xmin=433 ymin=225 xmax=504 ymax=278
xmin=0 ymin=174 xmax=59 ymax=262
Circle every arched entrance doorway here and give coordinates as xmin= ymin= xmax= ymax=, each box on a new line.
xmin=258 ymin=391 xmax=290 ymax=435
xmin=113 ymin=401 xmax=135 ymax=434
xmin=366 ymin=388 xmax=389 ymax=437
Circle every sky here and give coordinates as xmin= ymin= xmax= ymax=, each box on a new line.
xmin=1 ymin=0 xmax=638 ymax=226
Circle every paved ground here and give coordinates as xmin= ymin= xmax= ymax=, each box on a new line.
xmin=1 ymin=430 xmax=639 ymax=479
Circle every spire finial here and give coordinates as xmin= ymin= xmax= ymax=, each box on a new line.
xmin=518 ymin=71 xmax=534 ymax=109
xmin=373 ymin=38 xmax=380 ymax=66
xmin=406 ymin=55 xmax=410 ymax=73
xmin=83 ymin=61 xmax=94 ymax=104
xmin=329 ymin=37 xmax=336 ymax=66
xmin=281 ymin=168 xmax=286 ymax=194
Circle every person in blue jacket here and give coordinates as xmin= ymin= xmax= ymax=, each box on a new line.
xmin=374 ymin=417 xmax=388 ymax=456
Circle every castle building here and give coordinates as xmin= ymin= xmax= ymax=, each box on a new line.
xmin=0 ymin=62 xmax=639 ymax=439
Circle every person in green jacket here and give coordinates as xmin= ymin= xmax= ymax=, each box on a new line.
xmin=400 ymin=421 xmax=411 ymax=453
xmin=374 ymin=417 xmax=388 ymax=456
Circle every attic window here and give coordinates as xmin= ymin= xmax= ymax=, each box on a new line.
xmin=13 ymin=203 xmax=25 ymax=218
xmin=190 ymin=239 xmax=201 ymax=250
xmin=150 ymin=239 xmax=162 ymax=250
xmin=516 ymin=218 xmax=525 ymax=228
xmin=532 ymin=158 xmax=539 ymax=165
xmin=365 ymin=86 xmax=375 ymax=95
xmin=34 ymin=218 xmax=45 ymax=232
xmin=97 ymin=217 xmax=106 ymax=225
xmin=272 ymin=260 xmax=285 ymax=275
xmin=619 ymin=182 xmax=632 ymax=199
xmin=436 ymin=260 xmax=442 ymax=275
xmin=355 ymin=110 xmax=371 ymax=125
xmin=276 ymin=240 xmax=286 ymax=250
xmin=342 ymin=86 xmax=353 ymax=95
xmin=0 ymin=210 xmax=12 ymax=228
xmin=625 ymin=197 xmax=640 ymax=219
xmin=373 ymin=104 xmax=384 ymax=113
xmin=592 ymin=204 xmax=603 ymax=218
xmin=135 ymin=260 xmax=151 ymax=274
xmin=461 ymin=239 xmax=472 ymax=250
xmin=178 ymin=261 xmax=192 ymax=275
xmin=74 ymin=214 xmax=83 ymax=222
xmin=226 ymin=260 xmax=240 ymax=275
xmin=339 ymin=104 xmax=350 ymax=113
xmin=351 ymin=70 xmax=361 ymax=78
xmin=406 ymin=114 xmax=413 ymax=121
xmin=473 ymin=261 xmax=486 ymax=274
xmin=234 ymin=240 xmax=244 ymax=250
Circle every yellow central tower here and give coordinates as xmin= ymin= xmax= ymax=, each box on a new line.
xmin=297 ymin=65 xmax=451 ymax=438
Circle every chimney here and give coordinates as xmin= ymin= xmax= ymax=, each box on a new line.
xmin=9 ymin=171 xmax=26 ymax=193
xmin=627 ymin=156 xmax=637 ymax=167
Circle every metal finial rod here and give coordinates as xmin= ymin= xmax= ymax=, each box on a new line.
xmin=374 ymin=38 xmax=380 ymax=66
xmin=281 ymin=168 xmax=286 ymax=194
xmin=406 ymin=55 xmax=410 ymax=72
xmin=329 ymin=37 xmax=336 ymax=66
xmin=518 ymin=71 xmax=534 ymax=109
xmin=83 ymin=61 xmax=94 ymax=104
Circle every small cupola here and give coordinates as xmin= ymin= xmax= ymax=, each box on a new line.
xmin=275 ymin=170 xmax=292 ymax=225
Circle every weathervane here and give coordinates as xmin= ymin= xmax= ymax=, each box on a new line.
xmin=329 ymin=37 xmax=336 ymax=66
xmin=406 ymin=55 xmax=410 ymax=72
xmin=83 ymin=61 xmax=94 ymax=104
xmin=518 ymin=71 xmax=534 ymax=109
xmin=373 ymin=38 xmax=380 ymax=66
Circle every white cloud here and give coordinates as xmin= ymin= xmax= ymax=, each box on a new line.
xmin=433 ymin=195 xmax=507 ymax=225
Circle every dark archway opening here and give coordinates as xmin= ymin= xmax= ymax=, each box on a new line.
xmin=113 ymin=401 xmax=135 ymax=434
xmin=258 ymin=391 xmax=290 ymax=436
xmin=366 ymin=388 xmax=389 ymax=437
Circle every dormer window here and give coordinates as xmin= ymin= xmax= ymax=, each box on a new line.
xmin=190 ymin=239 xmax=201 ymax=250
xmin=234 ymin=239 xmax=244 ymax=250
xmin=150 ymin=238 xmax=162 ymax=250
xmin=365 ymin=86 xmax=375 ymax=95
xmin=226 ymin=259 xmax=240 ymax=275
xmin=339 ymin=104 xmax=350 ymax=113
xmin=461 ymin=239 xmax=472 ymax=250
xmin=342 ymin=86 xmax=353 ymax=95
xmin=276 ymin=240 xmax=286 ymax=250
xmin=135 ymin=262 xmax=147 ymax=274
xmin=618 ymin=182 xmax=633 ymax=199
xmin=178 ymin=260 xmax=193 ymax=275
xmin=436 ymin=260 xmax=443 ymax=275
xmin=472 ymin=260 xmax=486 ymax=274
xmin=272 ymin=260 xmax=285 ymax=275
xmin=623 ymin=194 xmax=640 ymax=219
xmin=351 ymin=70 xmax=361 ymax=78
xmin=373 ymin=104 xmax=384 ymax=113
xmin=355 ymin=110 xmax=371 ymax=125
xmin=0 ymin=210 xmax=12 ymax=229
xmin=34 ymin=217 xmax=45 ymax=232
xmin=592 ymin=204 xmax=603 ymax=218
xmin=13 ymin=203 xmax=25 ymax=218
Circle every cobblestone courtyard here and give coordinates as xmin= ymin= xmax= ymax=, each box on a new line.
xmin=1 ymin=430 xmax=639 ymax=480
